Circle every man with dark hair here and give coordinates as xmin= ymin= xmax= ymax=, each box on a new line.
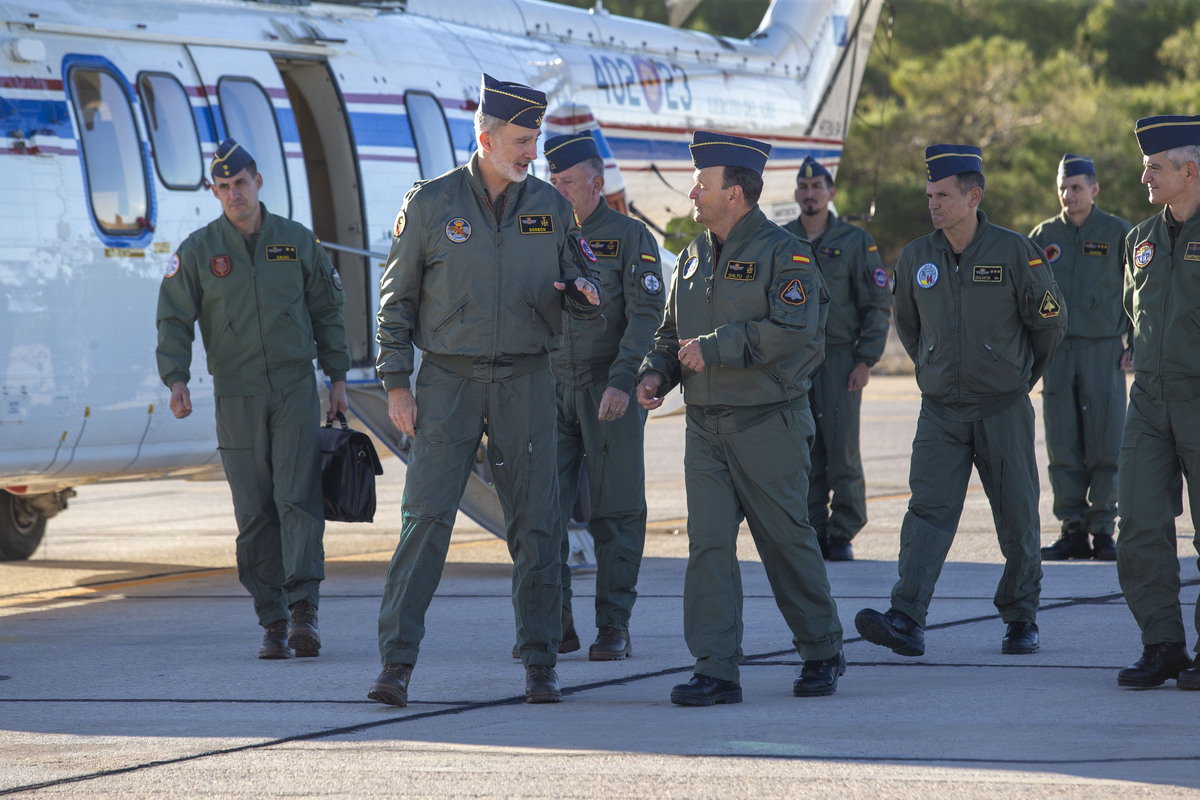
xmin=785 ymin=156 xmax=891 ymax=561
xmin=157 ymin=137 xmax=350 ymax=661
xmin=1115 ymin=115 xmax=1200 ymax=690
xmin=369 ymin=74 xmax=603 ymax=707
xmin=542 ymin=130 xmax=664 ymax=661
xmin=637 ymin=130 xmax=845 ymax=706
xmin=1029 ymin=154 xmax=1131 ymax=562
xmin=855 ymin=143 xmax=1067 ymax=658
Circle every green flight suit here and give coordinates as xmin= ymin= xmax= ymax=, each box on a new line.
xmin=156 ymin=204 xmax=350 ymax=627
xmin=640 ymin=206 xmax=842 ymax=682
xmin=375 ymin=154 xmax=603 ymax=669
xmin=785 ymin=213 xmax=891 ymax=543
xmin=892 ymin=210 xmax=1067 ymax=626
xmin=553 ymin=200 xmax=664 ymax=631
xmin=1117 ymin=207 xmax=1200 ymax=651
xmin=1029 ymin=205 xmax=1131 ymax=535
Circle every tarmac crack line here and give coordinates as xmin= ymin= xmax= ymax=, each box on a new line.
xmin=3 ymin=581 xmax=1198 ymax=794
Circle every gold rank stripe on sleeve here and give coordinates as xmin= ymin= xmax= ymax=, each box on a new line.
xmin=1028 ymin=257 xmax=1044 ymax=268
xmin=792 ymin=254 xmax=811 ymax=263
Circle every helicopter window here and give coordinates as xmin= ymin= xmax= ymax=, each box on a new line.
xmin=405 ymin=91 xmax=455 ymax=179
xmin=67 ymin=66 xmax=149 ymax=237
xmin=216 ymin=77 xmax=291 ymax=217
xmin=137 ymin=72 xmax=202 ymax=190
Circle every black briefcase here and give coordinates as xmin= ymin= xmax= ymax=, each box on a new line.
xmin=320 ymin=412 xmax=384 ymax=523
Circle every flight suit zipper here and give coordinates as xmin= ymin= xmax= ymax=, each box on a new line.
xmin=249 ymin=246 xmax=275 ymax=392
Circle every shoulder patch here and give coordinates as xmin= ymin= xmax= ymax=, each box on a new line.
xmin=1044 ymin=243 xmax=1061 ymax=263
xmin=873 ymin=267 xmax=888 ymax=288
xmin=165 ymin=253 xmax=181 ymax=278
xmin=780 ymin=278 xmax=806 ymax=306
xmin=1028 ymin=257 xmax=1044 ymax=269
xmin=868 ymin=244 xmax=878 ymax=253
xmin=1039 ymin=291 xmax=1061 ymax=318
xmin=640 ymin=252 xmax=657 ymax=263
xmin=394 ymin=212 xmax=406 ymax=238
xmin=791 ymin=253 xmax=811 ymax=264
xmin=579 ymin=238 xmax=597 ymax=263
xmin=641 ymin=271 xmax=662 ymax=295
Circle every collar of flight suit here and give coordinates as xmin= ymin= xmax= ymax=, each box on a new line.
xmin=931 ymin=208 xmax=990 ymax=258
xmin=706 ymin=205 xmax=768 ymax=255
xmin=464 ymin=151 xmax=529 ymax=215
xmin=581 ymin=194 xmax=611 ymax=228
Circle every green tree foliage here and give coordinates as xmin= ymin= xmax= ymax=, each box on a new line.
xmin=840 ymin=0 xmax=1200 ymax=264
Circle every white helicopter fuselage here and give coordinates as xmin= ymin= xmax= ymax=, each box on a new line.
xmin=0 ymin=0 xmax=881 ymax=554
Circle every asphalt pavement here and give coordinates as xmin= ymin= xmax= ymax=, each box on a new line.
xmin=2 ymin=375 xmax=1198 ymax=799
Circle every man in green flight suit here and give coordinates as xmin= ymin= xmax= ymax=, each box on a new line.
xmin=157 ymin=138 xmax=350 ymax=660
xmin=784 ymin=156 xmax=891 ymax=562
xmin=1029 ymin=153 xmax=1131 ymax=562
xmin=855 ymin=144 xmax=1067 ymax=658
xmin=1115 ymin=115 xmax=1200 ymax=690
xmin=544 ymin=130 xmax=665 ymax=661
xmin=368 ymin=74 xmax=603 ymax=707
xmin=637 ymin=131 xmax=845 ymax=706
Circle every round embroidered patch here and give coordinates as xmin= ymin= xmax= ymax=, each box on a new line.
xmin=1133 ymin=242 xmax=1154 ymax=269
xmin=682 ymin=256 xmax=699 ymax=280
xmin=579 ymin=238 xmax=597 ymax=262
xmin=165 ymin=253 xmax=180 ymax=278
xmin=394 ymin=212 xmax=406 ymax=238
xmin=1044 ymin=243 xmax=1061 ymax=263
xmin=642 ymin=271 xmax=662 ymax=295
xmin=445 ymin=218 xmax=471 ymax=243
xmin=916 ymin=262 xmax=938 ymax=288
xmin=873 ymin=267 xmax=888 ymax=288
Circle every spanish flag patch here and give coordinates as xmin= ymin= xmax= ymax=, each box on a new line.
xmin=868 ymin=245 xmax=878 ymax=253
xmin=640 ymin=252 xmax=657 ymax=263
xmin=792 ymin=254 xmax=811 ymax=264
xmin=1028 ymin=257 xmax=1043 ymax=268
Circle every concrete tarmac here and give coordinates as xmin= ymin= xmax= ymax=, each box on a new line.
xmin=2 ymin=375 xmax=1198 ymax=799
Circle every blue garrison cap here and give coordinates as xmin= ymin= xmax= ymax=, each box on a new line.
xmin=925 ymin=143 xmax=983 ymax=182
xmin=1135 ymin=115 xmax=1200 ymax=156
xmin=1058 ymin=153 xmax=1095 ymax=177
xmin=479 ymin=73 xmax=546 ymax=129
xmin=797 ymin=155 xmax=832 ymax=182
xmin=689 ymin=130 xmax=771 ymax=174
xmin=211 ymin=138 xmax=254 ymax=180
xmin=544 ymin=130 xmax=600 ymax=173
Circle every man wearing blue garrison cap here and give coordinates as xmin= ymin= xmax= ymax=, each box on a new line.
xmin=157 ymin=137 xmax=351 ymax=662
xmin=856 ymin=143 xmax=1067 ymax=660
xmin=539 ymin=130 xmax=664 ymax=663
xmin=1029 ymin=154 xmax=1131 ymax=563
xmin=1114 ymin=115 xmax=1200 ymax=690
xmin=784 ymin=155 xmax=891 ymax=562
xmin=370 ymin=74 xmax=604 ymax=707
xmin=637 ymin=130 xmax=846 ymax=706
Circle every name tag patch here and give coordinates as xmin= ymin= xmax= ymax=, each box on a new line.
xmin=724 ymin=260 xmax=756 ymax=281
xmin=972 ymin=265 xmax=1003 ymax=283
xmin=589 ymin=239 xmax=619 ymax=258
xmin=818 ymin=246 xmax=842 ymax=260
xmin=266 ymin=244 xmax=298 ymax=262
xmin=520 ymin=214 xmax=554 ymax=234
xmin=1082 ymin=241 xmax=1110 ymax=257
xmin=1186 ymin=242 xmax=1200 ymax=262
